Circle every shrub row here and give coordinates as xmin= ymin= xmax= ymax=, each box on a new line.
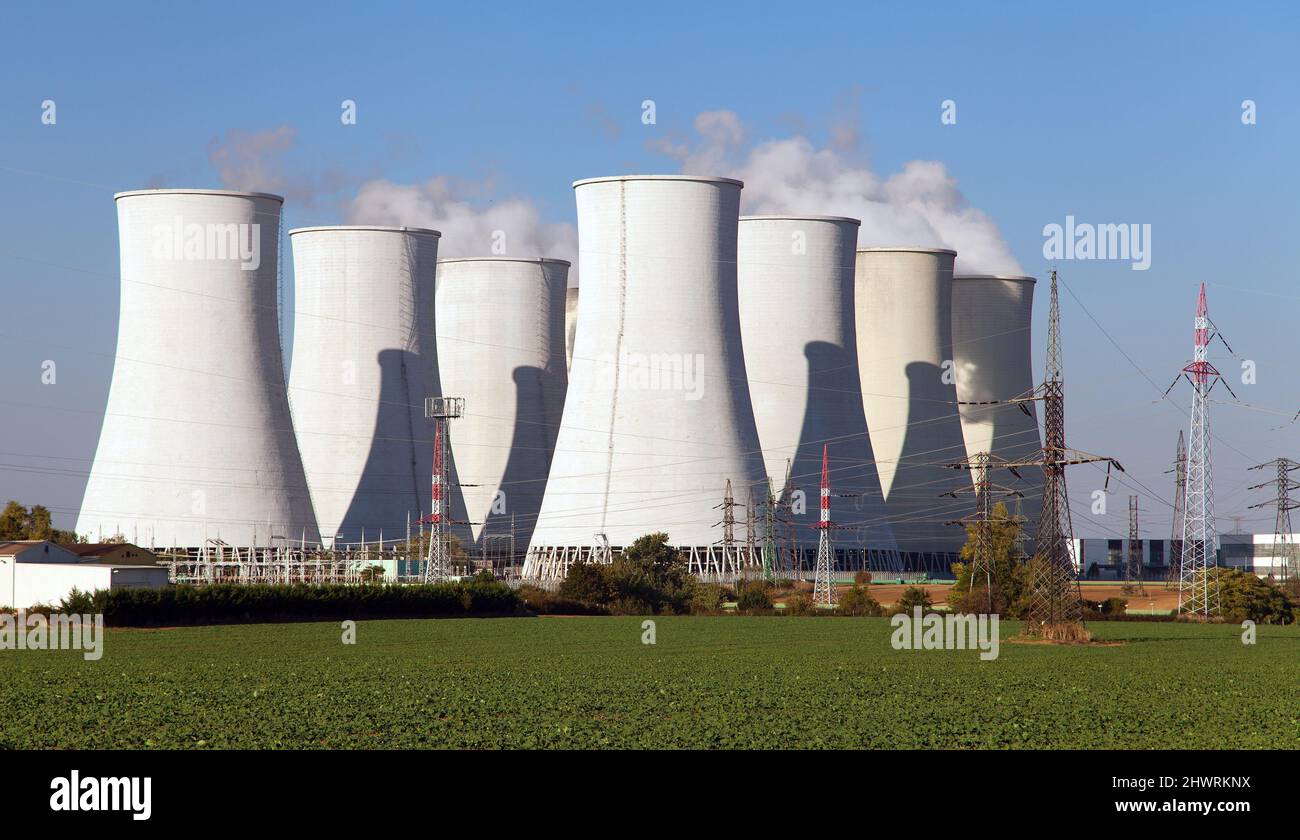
xmin=62 ymin=578 xmax=522 ymax=626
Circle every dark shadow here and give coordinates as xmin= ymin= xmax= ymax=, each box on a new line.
xmin=785 ymin=341 xmax=897 ymax=565
xmin=477 ymin=362 xmax=567 ymax=563
xmin=335 ymin=348 xmax=469 ymax=548
xmin=887 ymin=361 xmax=973 ymax=556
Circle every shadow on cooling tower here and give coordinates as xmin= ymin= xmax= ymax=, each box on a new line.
xmin=791 ymin=341 xmax=891 ymax=547
xmin=767 ymin=342 xmax=896 ymax=576
xmin=888 ymin=361 xmax=972 ymax=569
xmin=479 ymin=363 xmax=567 ymax=563
xmin=334 ymin=348 xmax=469 ymax=548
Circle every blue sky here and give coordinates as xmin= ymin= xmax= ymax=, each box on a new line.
xmin=2 ymin=0 xmax=1298 ymax=538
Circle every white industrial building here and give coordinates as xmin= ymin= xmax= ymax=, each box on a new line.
xmin=951 ymin=274 xmax=1044 ymax=531
xmin=525 ymin=175 xmax=769 ymax=581
xmin=0 ymin=541 xmax=169 ymax=609
xmin=77 ymin=189 xmax=319 ymax=548
xmin=737 ymin=215 xmax=899 ymax=571
xmin=435 ymin=257 xmax=569 ymax=567
xmin=287 ymin=225 xmax=442 ymax=547
xmin=854 ymin=247 xmax=971 ymax=566
xmin=1075 ymin=533 xmax=1299 ymax=580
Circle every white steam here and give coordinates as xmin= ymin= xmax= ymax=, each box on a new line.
xmin=653 ymin=110 xmax=1023 ymax=276
xmin=346 ymin=177 xmax=578 ymax=280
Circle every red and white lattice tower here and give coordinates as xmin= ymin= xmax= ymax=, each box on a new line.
xmin=812 ymin=445 xmax=837 ymax=607
xmin=1177 ymin=284 xmax=1222 ymax=615
xmin=424 ymin=397 xmax=464 ymax=582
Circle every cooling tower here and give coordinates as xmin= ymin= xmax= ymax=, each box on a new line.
xmin=435 ymin=257 xmax=569 ymax=565
xmin=524 ymin=175 xmax=769 ymax=581
xmin=737 ymin=216 xmax=898 ymax=569
xmin=77 ymin=189 xmax=319 ymax=547
xmin=951 ymin=275 xmax=1044 ymax=529
xmin=564 ymin=286 xmax=579 ymax=371
xmin=855 ymin=247 xmax=970 ymax=562
xmin=287 ymin=225 xmax=444 ymax=547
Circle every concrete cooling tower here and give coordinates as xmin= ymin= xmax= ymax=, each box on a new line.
xmin=855 ymin=247 xmax=970 ymax=566
xmin=524 ymin=175 xmax=769 ymax=582
xmin=287 ymin=226 xmax=444 ymax=547
xmin=564 ymin=286 xmax=579 ymax=371
xmin=77 ymin=189 xmax=319 ymax=547
xmin=435 ymin=258 xmax=569 ymax=567
xmin=951 ymin=275 xmax=1043 ymax=530
xmin=737 ymin=216 xmax=899 ymax=572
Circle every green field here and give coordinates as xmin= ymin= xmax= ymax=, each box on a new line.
xmin=1 ymin=617 xmax=1296 ymax=749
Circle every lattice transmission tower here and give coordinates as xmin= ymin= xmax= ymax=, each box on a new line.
xmin=949 ymin=270 xmax=1122 ymax=630
xmin=423 ymin=396 xmax=464 ymax=583
xmin=1248 ymin=457 xmax=1300 ymax=584
xmin=1124 ymin=496 xmax=1144 ymax=592
xmin=944 ymin=451 xmax=1024 ymax=613
xmin=1026 ymin=271 xmax=1123 ymax=627
xmin=1163 ymin=284 xmax=1235 ymax=616
xmin=812 ymin=445 xmax=838 ymax=607
xmin=1164 ymin=431 xmax=1187 ymax=590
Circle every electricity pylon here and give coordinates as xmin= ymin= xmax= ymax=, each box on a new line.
xmin=423 ymin=396 xmax=464 ymax=583
xmin=1248 ymin=457 xmax=1300 ymax=583
xmin=1163 ymin=284 xmax=1235 ymax=616
xmin=1164 ymin=431 xmax=1187 ymax=590
xmin=812 ymin=445 xmax=838 ymax=607
xmin=974 ymin=271 xmax=1123 ymax=630
xmin=944 ymin=451 xmax=1024 ymax=613
xmin=1124 ymin=496 xmax=1144 ymax=592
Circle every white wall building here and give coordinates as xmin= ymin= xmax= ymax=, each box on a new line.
xmin=0 ymin=541 xmax=169 ymax=609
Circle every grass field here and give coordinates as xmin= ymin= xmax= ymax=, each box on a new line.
xmin=1 ymin=616 xmax=1296 ymax=749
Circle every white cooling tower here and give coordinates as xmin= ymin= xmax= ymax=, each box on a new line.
xmin=855 ymin=247 xmax=970 ymax=561
xmin=737 ymin=216 xmax=898 ymax=567
xmin=77 ymin=189 xmax=319 ymax=547
xmin=287 ymin=226 xmax=443 ymax=547
xmin=564 ymin=286 xmax=579 ymax=372
xmin=951 ymin=275 xmax=1043 ymax=527
xmin=435 ymin=257 xmax=569 ymax=563
xmin=524 ymin=175 xmax=769 ymax=580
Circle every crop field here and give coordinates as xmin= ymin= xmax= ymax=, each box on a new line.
xmin=0 ymin=617 xmax=1296 ymax=749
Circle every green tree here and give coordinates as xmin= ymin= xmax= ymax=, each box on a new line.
xmin=837 ymin=584 xmax=881 ymax=616
xmin=949 ymin=501 xmax=1029 ymax=616
xmin=605 ymin=532 xmax=693 ymax=613
xmin=1212 ymin=567 xmax=1295 ymax=623
xmin=558 ymin=560 xmax=613 ymax=604
xmin=0 ymin=500 xmax=79 ymax=542
xmin=891 ymin=585 xmax=936 ymax=616
xmin=735 ymin=578 xmax=774 ymax=612
xmin=0 ymin=501 xmax=28 ymax=540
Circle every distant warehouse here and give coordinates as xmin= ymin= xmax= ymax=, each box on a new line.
xmin=0 ymin=541 xmax=169 ymax=609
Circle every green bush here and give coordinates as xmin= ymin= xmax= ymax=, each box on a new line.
xmin=735 ymin=579 xmax=774 ymax=613
xmin=1099 ymin=596 xmax=1128 ymax=615
xmin=558 ymin=561 xmax=612 ymax=604
xmin=837 ymin=584 xmax=881 ymax=617
xmin=853 ymin=570 xmax=873 ymax=585
xmin=1213 ymin=567 xmax=1295 ymax=623
xmin=516 ymin=585 xmax=609 ymax=616
xmin=59 ymin=587 xmax=95 ymax=614
xmin=688 ymin=582 xmax=727 ymax=615
xmin=81 ymin=580 xmax=522 ymax=627
xmin=553 ymin=533 xmax=697 ymax=615
xmin=890 ymin=585 xmax=936 ymax=616
xmin=784 ymin=592 xmax=816 ymax=616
